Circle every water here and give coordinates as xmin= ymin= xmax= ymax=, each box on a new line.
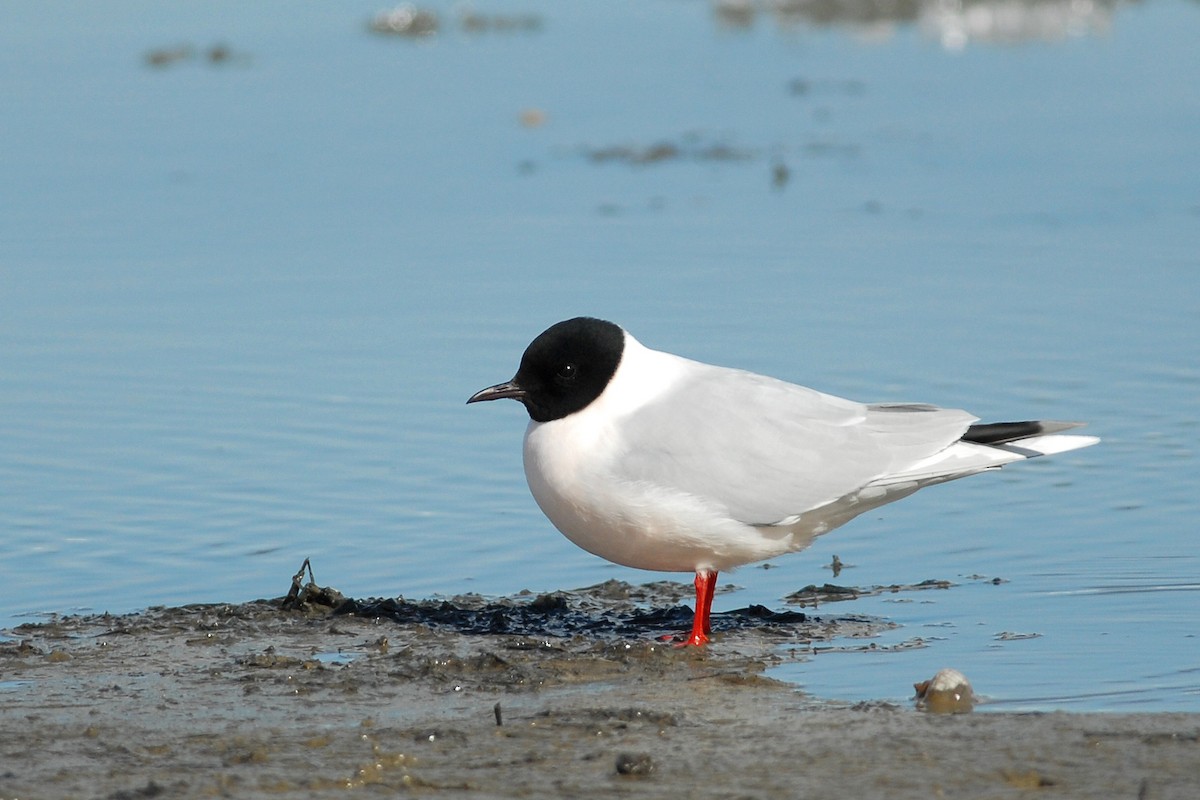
xmin=2 ymin=0 xmax=1198 ymax=711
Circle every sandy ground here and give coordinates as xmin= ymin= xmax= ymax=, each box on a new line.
xmin=2 ymin=579 xmax=1197 ymax=799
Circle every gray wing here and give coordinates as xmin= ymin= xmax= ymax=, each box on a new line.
xmin=614 ymin=360 xmax=976 ymax=525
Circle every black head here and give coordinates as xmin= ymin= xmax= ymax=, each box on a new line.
xmin=467 ymin=317 xmax=625 ymax=423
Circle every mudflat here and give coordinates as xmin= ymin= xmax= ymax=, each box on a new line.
xmin=2 ymin=580 xmax=1196 ymax=799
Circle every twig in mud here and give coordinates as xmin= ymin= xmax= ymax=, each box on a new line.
xmin=282 ymin=558 xmax=315 ymax=609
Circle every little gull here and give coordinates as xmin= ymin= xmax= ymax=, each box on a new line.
xmin=468 ymin=317 xmax=1099 ymax=645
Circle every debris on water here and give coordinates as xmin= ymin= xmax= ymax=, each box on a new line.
xmin=205 ymin=43 xmax=236 ymax=64
xmin=584 ymin=133 xmax=755 ymax=166
xmin=145 ymin=45 xmax=192 ymax=67
xmin=914 ymin=668 xmax=975 ymax=714
xmin=460 ymin=10 xmax=543 ymax=34
xmin=787 ymin=77 xmax=866 ymax=97
xmin=786 ymin=579 xmax=952 ymax=608
xmin=771 ymin=160 xmax=790 ymax=190
xmin=370 ymin=5 xmax=541 ymax=38
xmin=369 ymin=4 xmax=439 ymax=37
xmin=144 ymin=42 xmax=248 ymax=68
xmin=713 ymin=0 xmax=756 ymax=28
xmin=786 ymin=583 xmax=861 ymax=606
xmin=519 ymin=108 xmax=547 ymax=128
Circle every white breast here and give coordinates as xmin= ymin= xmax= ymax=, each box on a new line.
xmin=520 ymin=333 xmax=808 ymax=572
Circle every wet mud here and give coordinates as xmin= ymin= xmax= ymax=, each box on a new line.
xmin=2 ymin=579 xmax=1198 ymax=799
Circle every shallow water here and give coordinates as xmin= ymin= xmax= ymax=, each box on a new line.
xmin=2 ymin=0 xmax=1198 ymax=710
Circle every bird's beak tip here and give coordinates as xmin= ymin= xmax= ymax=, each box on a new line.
xmin=467 ymin=380 xmax=526 ymax=405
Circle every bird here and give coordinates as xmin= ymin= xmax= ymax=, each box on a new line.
xmin=468 ymin=317 xmax=1099 ymax=646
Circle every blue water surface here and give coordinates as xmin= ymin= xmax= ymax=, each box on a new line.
xmin=2 ymin=0 xmax=1198 ymax=711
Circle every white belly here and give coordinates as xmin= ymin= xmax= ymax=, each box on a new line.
xmin=522 ymin=418 xmax=807 ymax=573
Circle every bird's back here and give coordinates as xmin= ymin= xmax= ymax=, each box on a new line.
xmin=611 ymin=351 xmax=976 ymax=526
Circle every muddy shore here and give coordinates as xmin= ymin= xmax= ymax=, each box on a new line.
xmin=2 ymin=580 xmax=1197 ymax=799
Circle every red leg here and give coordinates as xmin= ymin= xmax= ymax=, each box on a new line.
xmin=700 ymin=570 xmax=717 ymax=635
xmin=682 ymin=569 xmax=718 ymax=646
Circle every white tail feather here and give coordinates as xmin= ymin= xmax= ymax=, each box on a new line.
xmin=866 ymin=433 xmax=1099 ymax=489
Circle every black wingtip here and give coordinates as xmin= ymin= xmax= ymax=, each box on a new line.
xmin=961 ymin=420 xmax=1084 ymax=445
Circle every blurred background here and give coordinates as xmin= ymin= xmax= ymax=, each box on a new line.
xmin=2 ymin=0 xmax=1198 ymax=710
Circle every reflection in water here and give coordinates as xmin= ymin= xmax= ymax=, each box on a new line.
xmin=715 ymin=0 xmax=1129 ymax=48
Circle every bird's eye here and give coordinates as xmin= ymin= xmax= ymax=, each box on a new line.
xmin=557 ymin=363 xmax=577 ymax=380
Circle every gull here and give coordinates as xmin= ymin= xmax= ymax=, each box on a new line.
xmin=469 ymin=317 xmax=1098 ymax=645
